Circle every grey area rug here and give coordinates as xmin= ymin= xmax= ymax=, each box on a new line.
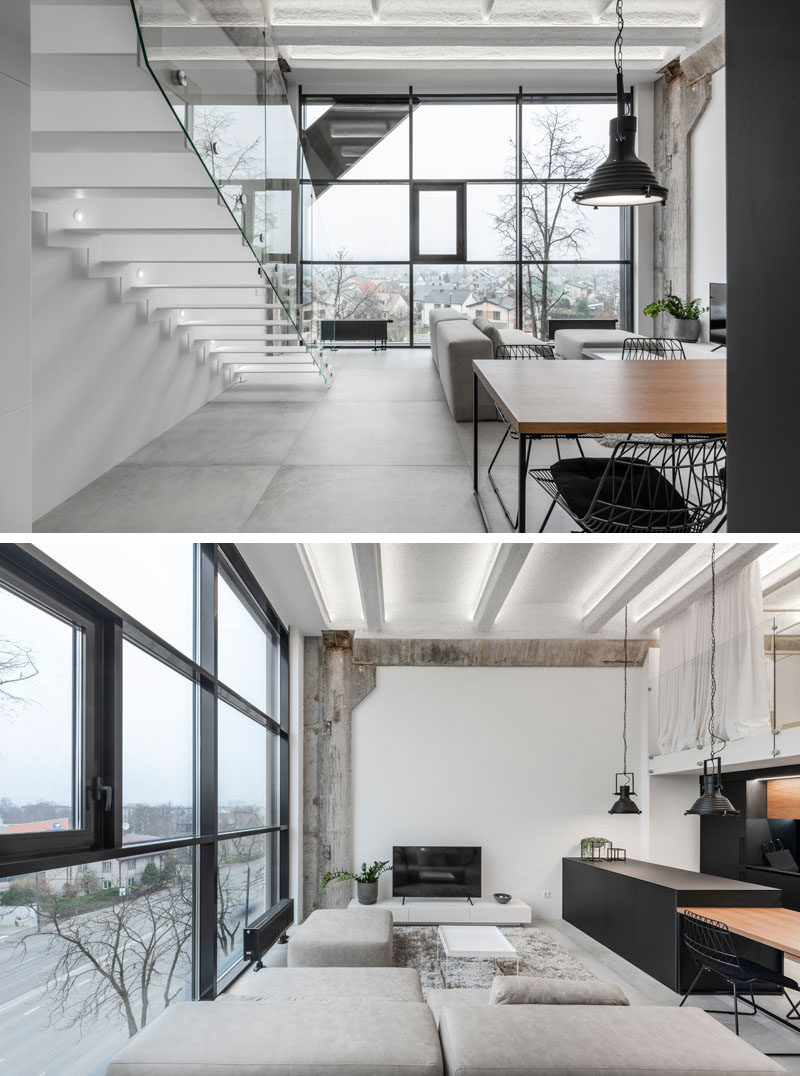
xmin=392 ymin=926 xmax=596 ymax=994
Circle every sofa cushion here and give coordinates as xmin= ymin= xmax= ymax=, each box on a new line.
xmin=106 ymin=999 xmax=443 ymax=1076
xmin=550 ymin=455 xmax=690 ymax=528
xmin=436 ymin=318 xmax=495 ymax=422
xmin=472 ymin=316 xmax=491 ymax=333
xmin=489 ymin=976 xmax=629 ymax=1006
xmin=429 ymin=309 xmax=469 ymax=367
xmin=287 ymin=908 xmax=393 ymax=968
xmin=222 ymin=966 xmax=423 ymax=1003
xmin=554 ymin=328 xmax=638 ymax=361
xmin=480 ymin=325 xmax=545 ymax=354
xmin=437 ymin=1005 xmax=784 ymax=1075
xmin=426 ymin=989 xmax=490 ymax=1027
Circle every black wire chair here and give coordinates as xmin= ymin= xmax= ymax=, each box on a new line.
xmin=621 ymin=337 xmax=686 ymax=360
xmin=680 ymin=910 xmax=800 ymax=1036
xmin=530 ymin=435 xmax=727 ymax=533
xmin=487 ymin=343 xmax=591 ymax=530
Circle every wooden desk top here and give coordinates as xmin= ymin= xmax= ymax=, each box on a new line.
xmin=473 ymin=358 xmax=727 ymax=435
xmin=678 ymin=906 xmax=800 ymax=960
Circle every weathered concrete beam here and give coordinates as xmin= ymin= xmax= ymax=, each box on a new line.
xmin=352 ymin=636 xmax=653 ymax=668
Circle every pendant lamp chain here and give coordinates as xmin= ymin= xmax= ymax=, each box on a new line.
xmin=614 ymin=0 xmax=624 ymax=77
xmin=622 ymin=603 xmax=629 ymax=775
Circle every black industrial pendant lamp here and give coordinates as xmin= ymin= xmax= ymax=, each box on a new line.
xmin=686 ymin=545 xmax=740 ymax=817
xmin=609 ymin=606 xmax=641 ymax=815
xmin=573 ymin=0 xmax=668 ymax=208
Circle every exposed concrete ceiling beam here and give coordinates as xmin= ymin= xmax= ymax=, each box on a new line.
xmin=270 ymin=25 xmax=701 ymax=49
xmin=635 ymin=544 xmax=774 ymax=634
xmin=481 ymin=0 xmax=496 ymax=21
xmin=762 ymin=554 xmax=800 ymax=599
xmin=582 ymin=544 xmax=688 ymax=634
xmin=472 ymin=544 xmax=531 ymax=634
xmin=352 ymin=543 xmax=385 ymax=634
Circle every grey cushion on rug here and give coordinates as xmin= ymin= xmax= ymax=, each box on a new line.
xmin=221 ymin=966 xmax=423 ymax=1003
xmin=489 ymin=975 xmax=629 ymax=1006
xmin=107 ymin=999 xmax=443 ymax=1076
xmin=288 ymin=908 xmax=394 ymax=968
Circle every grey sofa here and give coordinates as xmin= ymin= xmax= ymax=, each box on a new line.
xmin=435 ymin=318 xmax=495 ymax=421
xmin=553 ymin=327 xmax=639 ymax=360
xmin=429 ymin=309 xmax=470 ymax=369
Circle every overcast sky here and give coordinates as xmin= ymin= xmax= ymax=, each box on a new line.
xmin=0 ymin=545 xmax=271 ymax=816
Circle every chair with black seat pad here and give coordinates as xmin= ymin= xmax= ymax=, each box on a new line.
xmin=529 ymin=436 xmax=726 ymax=533
xmin=680 ymin=910 xmax=800 ymax=1036
xmin=621 ymin=337 xmax=686 ymax=360
xmin=487 ymin=343 xmax=591 ymax=530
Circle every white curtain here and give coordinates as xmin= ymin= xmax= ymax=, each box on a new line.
xmin=657 ymin=562 xmax=770 ymax=754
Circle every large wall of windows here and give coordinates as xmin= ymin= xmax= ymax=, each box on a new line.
xmin=300 ymin=93 xmax=633 ymax=347
xmin=0 ymin=544 xmax=288 ymax=1074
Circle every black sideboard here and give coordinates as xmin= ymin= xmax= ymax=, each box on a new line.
xmin=562 ymin=857 xmax=781 ymax=992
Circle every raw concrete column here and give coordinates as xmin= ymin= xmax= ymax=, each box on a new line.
xmin=652 ymin=35 xmax=724 ymax=330
xmin=302 ymin=631 xmax=376 ymax=917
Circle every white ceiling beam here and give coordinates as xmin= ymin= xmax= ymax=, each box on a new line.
xmin=762 ymin=554 xmax=800 ymax=599
xmin=259 ymin=0 xmax=274 ymax=27
xmin=481 ymin=0 xmax=496 ymax=21
xmin=270 ymin=25 xmax=701 ymax=49
xmin=635 ymin=544 xmax=774 ymax=634
xmin=297 ymin=544 xmax=332 ymax=627
xmin=582 ymin=545 xmax=689 ymax=635
xmin=472 ymin=544 xmax=531 ymax=634
xmin=352 ymin=543 xmax=385 ymax=634
xmin=371 ymin=0 xmax=381 ymax=20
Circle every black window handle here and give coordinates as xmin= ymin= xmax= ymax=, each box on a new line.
xmin=92 ymin=777 xmax=113 ymax=812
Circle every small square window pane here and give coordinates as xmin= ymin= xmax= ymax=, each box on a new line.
xmin=218 ymin=700 xmax=268 ymax=831
xmin=123 ymin=642 xmax=194 ymax=843
xmin=0 ymin=584 xmax=81 ymax=833
xmin=304 ymin=184 xmax=409 ymax=261
xmin=35 ymin=542 xmax=195 ymax=658
xmin=217 ymin=574 xmax=268 ymax=712
xmin=418 ymin=190 xmax=458 ymax=256
xmin=413 ymin=102 xmax=516 ymax=179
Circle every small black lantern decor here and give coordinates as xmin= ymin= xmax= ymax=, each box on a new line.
xmin=573 ymin=0 xmax=667 ymax=208
xmin=609 ymin=605 xmax=641 ymax=815
xmin=686 ymin=544 xmax=740 ymax=817
xmin=605 ymin=845 xmax=627 ymax=862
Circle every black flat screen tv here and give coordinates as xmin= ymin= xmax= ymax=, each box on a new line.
xmin=709 ymin=282 xmax=727 ymax=345
xmin=392 ymin=846 xmax=481 ymax=899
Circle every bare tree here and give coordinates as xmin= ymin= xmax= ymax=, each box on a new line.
xmin=192 ymin=106 xmax=262 ymax=185
xmin=0 ymin=636 xmax=38 ymax=713
xmin=319 ymin=250 xmax=384 ymax=321
xmin=20 ymin=869 xmax=192 ymax=1038
xmin=494 ymin=107 xmax=602 ymax=336
xmin=217 ymin=834 xmax=265 ymax=959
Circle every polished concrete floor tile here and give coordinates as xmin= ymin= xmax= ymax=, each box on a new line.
xmin=284 ymin=401 xmax=466 ymax=466
xmin=242 ymin=465 xmax=489 ymax=533
xmin=324 ymin=367 xmax=444 ymax=403
xmin=128 ymin=401 xmax=319 ymax=465
xmin=35 ymin=464 xmax=278 ymax=532
xmin=330 ymin=349 xmax=433 ymax=371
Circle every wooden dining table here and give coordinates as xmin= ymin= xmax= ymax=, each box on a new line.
xmin=472 ymin=357 xmax=727 ymax=532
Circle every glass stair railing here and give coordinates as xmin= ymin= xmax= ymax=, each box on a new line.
xmin=130 ymin=0 xmax=329 ymax=383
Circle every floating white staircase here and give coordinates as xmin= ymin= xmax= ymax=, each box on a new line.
xmin=30 ymin=0 xmax=325 ymax=385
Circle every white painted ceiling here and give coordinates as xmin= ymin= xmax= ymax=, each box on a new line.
xmin=239 ymin=541 xmax=800 ymax=641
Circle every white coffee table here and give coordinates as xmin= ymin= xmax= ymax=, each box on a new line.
xmin=437 ymin=925 xmax=519 ymax=987
xmin=583 ymin=343 xmax=725 ymax=361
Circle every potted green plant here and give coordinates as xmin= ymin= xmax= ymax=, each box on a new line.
xmin=642 ymin=294 xmax=709 ymax=343
xmin=320 ymin=859 xmax=392 ymax=905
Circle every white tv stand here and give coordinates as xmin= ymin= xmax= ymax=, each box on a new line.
xmin=348 ymin=897 xmax=532 ymax=925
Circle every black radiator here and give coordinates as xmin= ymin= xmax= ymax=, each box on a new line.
xmin=243 ymin=897 xmax=294 ymax=969
xmin=320 ymin=318 xmax=392 ymax=350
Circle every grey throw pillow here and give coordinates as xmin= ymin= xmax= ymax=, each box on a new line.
xmin=472 ymin=316 xmax=491 ymax=333
xmin=489 ymin=976 xmax=629 ymax=1006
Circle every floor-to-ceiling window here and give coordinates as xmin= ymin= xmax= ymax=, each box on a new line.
xmin=0 ymin=544 xmax=288 ymax=1074
xmin=300 ymin=92 xmax=633 ymax=347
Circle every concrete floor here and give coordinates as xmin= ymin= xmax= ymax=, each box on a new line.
xmin=33 ymin=348 xmax=623 ymax=534
xmin=228 ymin=919 xmax=800 ymax=1072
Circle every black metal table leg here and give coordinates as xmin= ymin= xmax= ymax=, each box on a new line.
xmin=518 ymin=431 xmax=527 ymax=532
xmin=473 ymin=369 xmax=491 ymax=532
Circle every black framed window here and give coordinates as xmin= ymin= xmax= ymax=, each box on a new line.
xmin=300 ymin=90 xmax=634 ymax=347
xmin=0 ymin=543 xmax=289 ymax=1073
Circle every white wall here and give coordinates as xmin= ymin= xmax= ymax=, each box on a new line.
xmin=0 ymin=0 xmax=32 ymax=529
xmin=352 ymin=665 xmax=646 ymax=919
xmin=691 ymin=67 xmax=726 ymax=342
xmin=633 ymin=81 xmax=655 ymax=333
xmin=31 ymin=235 xmax=225 ymax=520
